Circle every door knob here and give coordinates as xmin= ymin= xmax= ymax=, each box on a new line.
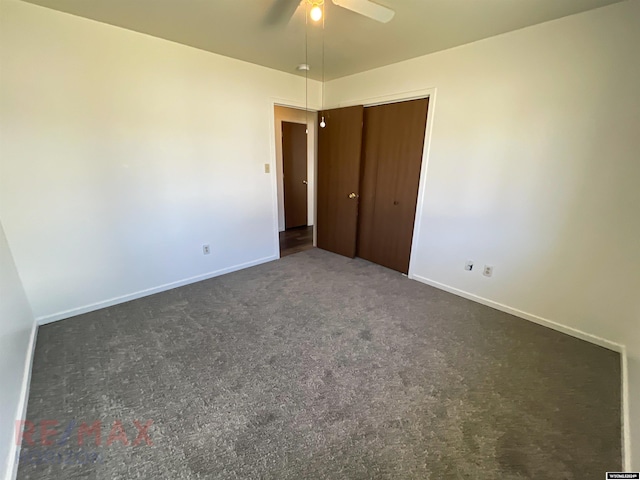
xmin=348 ymin=193 xmax=357 ymax=199
xmin=302 ymin=180 xmax=308 ymax=185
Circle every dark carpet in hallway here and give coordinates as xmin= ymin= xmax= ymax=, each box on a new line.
xmin=18 ymin=249 xmax=621 ymax=479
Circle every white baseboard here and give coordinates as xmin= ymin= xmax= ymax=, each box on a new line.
xmin=8 ymin=254 xmax=277 ymax=477
xmin=36 ymin=255 xmax=278 ymax=325
xmin=410 ymin=274 xmax=624 ymax=352
xmin=20 ymin=263 xmax=633 ymax=472
xmin=409 ymin=273 xmax=630 ymax=470
xmin=6 ymin=322 xmax=38 ymax=480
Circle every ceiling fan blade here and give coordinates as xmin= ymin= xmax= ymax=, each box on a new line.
xmin=264 ymin=0 xmax=300 ymax=27
xmin=332 ymin=0 xmax=395 ymax=23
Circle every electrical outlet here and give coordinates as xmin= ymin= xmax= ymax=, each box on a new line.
xmin=483 ymin=265 xmax=493 ymax=277
xmin=203 ymin=244 xmax=211 ymax=255
xmin=465 ymin=261 xmax=474 ymax=271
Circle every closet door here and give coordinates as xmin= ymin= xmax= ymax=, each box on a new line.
xmin=357 ymin=98 xmax=429 ymax=273
xmin=317 ymin=106 xmax=364 ymax=258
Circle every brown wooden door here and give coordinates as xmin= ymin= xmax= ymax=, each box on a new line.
xmin=317 ymin=106 xmax=364 ymax=257
xmin=357 ymin=98 xmax=429 ymax=273
xmin=282 ymin=121 xmax=308 ymax=229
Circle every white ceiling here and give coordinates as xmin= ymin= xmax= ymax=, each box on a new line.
xmin=22 ymin=0 xmax=625 ymax=80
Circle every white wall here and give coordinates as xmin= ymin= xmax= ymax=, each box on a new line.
xmin=326 ymin=0 xmax=640 ymax=468
xmin=0 ymin=0 xmax=321 ymax=321
xmin=274 ymin=105 xmax=316 ymax=232
xmin=0 ymin=221 xmax=35 ymax=480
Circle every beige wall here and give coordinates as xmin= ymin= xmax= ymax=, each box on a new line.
xmin=274 ymin=106 xmax=316 ymax=232
xmin=327 ymin=0 xmax=640 ymax=468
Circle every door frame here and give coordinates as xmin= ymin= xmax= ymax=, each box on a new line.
xmin=330 ymin=87 xmax=437 ymax=278
xmin=268 ymin=98 xmax=319 ymax=258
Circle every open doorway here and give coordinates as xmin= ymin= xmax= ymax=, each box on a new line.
xmin=274 ymin=105 xmax=316 ymax=257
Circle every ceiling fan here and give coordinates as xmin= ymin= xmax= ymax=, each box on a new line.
xmin=265 ymin=0 xmax=395 ymax=26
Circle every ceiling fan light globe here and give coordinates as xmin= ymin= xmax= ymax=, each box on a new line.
xmin=310 ymin=5 xmax=323 ymax=22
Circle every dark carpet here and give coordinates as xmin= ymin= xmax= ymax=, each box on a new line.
xmin=17 ymin=249 xmax=621 ymax=479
